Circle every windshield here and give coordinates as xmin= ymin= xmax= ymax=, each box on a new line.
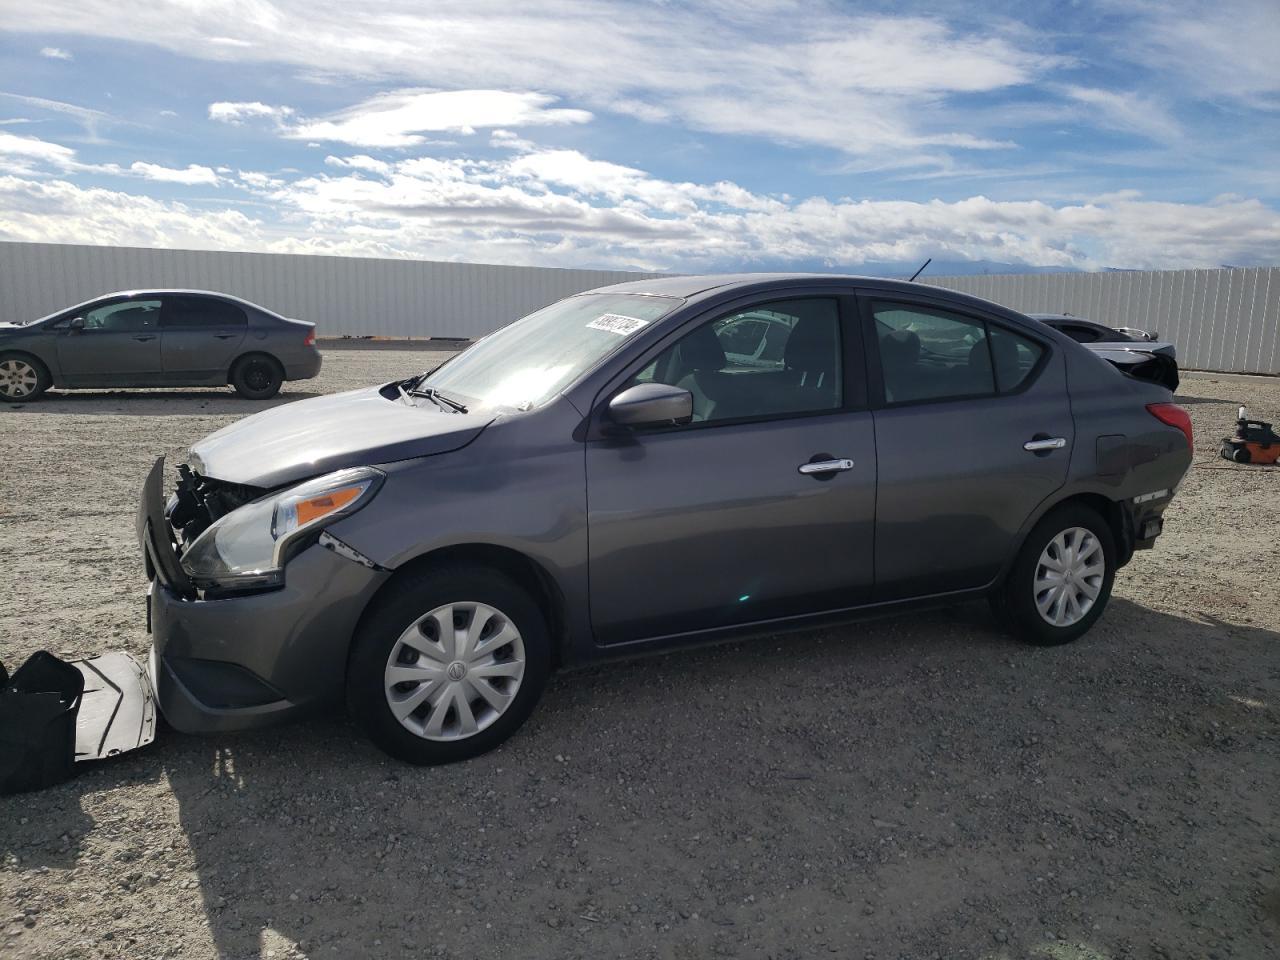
xmin=419 ymin=293 xmax=680 ymax=410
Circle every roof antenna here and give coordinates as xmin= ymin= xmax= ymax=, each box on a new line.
xmin=908 ymin=258 xmax=932 ymax=282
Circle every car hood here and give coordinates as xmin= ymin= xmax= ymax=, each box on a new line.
xmin=189 ymin=385 xmax=493 ymax=488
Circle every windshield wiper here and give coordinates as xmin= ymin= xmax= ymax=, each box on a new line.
xmin=408 ymin=385 xmax=468 ymax=413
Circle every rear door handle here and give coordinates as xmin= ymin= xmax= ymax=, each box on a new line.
xmin=131 ymin=334 xmax=157 ymax=342
xmin=214 ymin=333 xmax=236 ymax=340
xmin=1024 ymin=437 xmax=1066 ymax=451
xmin=798 ymin=458 xmax=854 ymax=475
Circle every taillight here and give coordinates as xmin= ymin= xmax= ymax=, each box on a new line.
xmin=1146 ymin=402 xmax=1192 ymax=449
xmin=303 ymin=328 xmax=315 ymax=347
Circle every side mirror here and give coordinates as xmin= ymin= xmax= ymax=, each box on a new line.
xmin=608 ymin=383 xmax=693 ymax=428
xmin=67 ymin=316 xmax=85 ymax=332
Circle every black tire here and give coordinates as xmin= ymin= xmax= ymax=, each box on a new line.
xmin=0 ymin=352 xmax=51 ymax=403
xmin=229 ymin=354 xmax=283 ymax=400
xmin=346 ymin=564 xmax=552 ymax=764
xmin=1232 ymin=446 xmax=1252 ymax=464
xmin=995 ymin=502 xmax=1117 ymax=646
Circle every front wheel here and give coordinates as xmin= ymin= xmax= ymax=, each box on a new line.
xmin=346 ymin=565 xmax=552 ymax=764
xmin=994 ymin=503 xmax=1117 ymax=646
xmin=0 ymin=354 xmax=50 ymax=402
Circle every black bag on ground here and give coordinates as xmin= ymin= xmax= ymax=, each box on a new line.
xmin=0 ymin=651 xmax=85 ymax=794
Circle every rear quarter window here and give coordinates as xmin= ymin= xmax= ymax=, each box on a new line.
xmin=988 ymin=325 xmax=1045 ymax=392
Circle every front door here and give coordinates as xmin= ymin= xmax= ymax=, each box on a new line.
xmin=160 ymin=295 xmax=248 ymax=379
xmin=585 ymin=296 xmax=877 ymax=645
xmin=55 ymin=297 xmax=163 ymax=383
xmin=863 ymin=295 xmax=1072 ymax=600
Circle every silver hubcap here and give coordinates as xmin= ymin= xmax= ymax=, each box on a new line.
xmin=383 ymin=601 xmax=525 ymax=741
xmin=0 ymin=359 xmax=37 ymax=398
xmin=1034 ymin=526 xmax=1105 ymax=627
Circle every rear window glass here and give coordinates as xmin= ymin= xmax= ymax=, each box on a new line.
xmin=164 ymin=296 xmax=248 ymax=327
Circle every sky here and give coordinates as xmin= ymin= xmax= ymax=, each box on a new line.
xmin=0 ymin=0 xmax=1277 ymax=275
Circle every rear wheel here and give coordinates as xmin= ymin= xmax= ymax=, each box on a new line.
xmin=995 ymin=503 xmax=1116 ymax=646
xmin=230 ymin=354 xmax=283 ymax=400
xmin=347 ymin=565 xmax=551 ymax=764
xmin=0 ymin=354 xmax=50 ymax=402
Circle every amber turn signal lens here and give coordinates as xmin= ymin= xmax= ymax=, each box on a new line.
xmin=294 ymin=486 xmax=363 ymax=526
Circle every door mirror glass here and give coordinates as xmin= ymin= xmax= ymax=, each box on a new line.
xmin=608 ymin=383 xmax=693 ymax=427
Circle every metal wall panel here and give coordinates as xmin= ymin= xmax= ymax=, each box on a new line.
xmin=2 ymin=242 xmax=1277 ymax=373
xmin=923 ymin=267 xmax=1280 ymax=374
xmin=0 ymin=241 xmax=660 ymax=340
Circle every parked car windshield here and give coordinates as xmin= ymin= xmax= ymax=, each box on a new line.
xmin=419 ymin=293 xmax=681 ymax=410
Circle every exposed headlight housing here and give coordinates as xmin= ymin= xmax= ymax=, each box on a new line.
xmin=180 ymin=467 xmax=383 ymax=590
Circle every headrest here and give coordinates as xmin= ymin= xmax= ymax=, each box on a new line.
xmin=880 ymin=329 xmax=920 ymax=366
xmin=679 ymin=323 xmax=727 ymax=371
xmin=784 ymin=315 xmax=838 ymax=371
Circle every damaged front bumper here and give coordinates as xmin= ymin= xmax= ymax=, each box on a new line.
xmin=139 ymin=457 xmax=389 ymax=734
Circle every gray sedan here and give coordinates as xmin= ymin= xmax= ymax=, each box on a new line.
xmin=0 ymin=289 xmax=322 ymax=401
xmin=138 ymin=274 xmax=1193 ymax=764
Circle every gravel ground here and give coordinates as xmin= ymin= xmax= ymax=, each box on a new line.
xmin=1 ymin=347 xmax=1278 ymax=960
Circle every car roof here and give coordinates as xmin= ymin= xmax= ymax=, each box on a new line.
xmin=46 ymin=289 xmax=285 ymax=320
xmin=589 ymin=272 xmax=974 ymax=299
xmin=586 ymin=273 xmax=1037 ymax=325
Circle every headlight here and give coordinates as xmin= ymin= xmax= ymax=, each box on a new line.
xmin=181 ymin=467 xmax=383 ymax=590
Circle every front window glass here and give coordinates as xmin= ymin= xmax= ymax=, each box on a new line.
xmin=629 ymin=298 xmax=842 ymax=423
xmin=420 ymin=294 xmax=680 ymax=411
xmin=82 ymin=299 xmax=162 ymax=332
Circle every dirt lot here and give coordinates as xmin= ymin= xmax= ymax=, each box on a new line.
xmin=2 ymin=346 xmax=1278 ymax=960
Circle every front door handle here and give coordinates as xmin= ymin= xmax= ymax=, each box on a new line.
xmin=131 ymin=334 xmax=157 ymax=342
xmin=1024 ymin=437 xmax=1066 ymax=452
xmin=798 ymin=458 xmax=854 ymax=476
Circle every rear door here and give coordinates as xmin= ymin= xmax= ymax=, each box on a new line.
xmin=55 ymin=296 xmax=163 ymax=383
xmin=585 ymin=294 xmax=877 ymax=645
xmin=160 ymin=295 xmax=247 ymax=378
xmin=861 ymin=293 xmax=1072 ymax=601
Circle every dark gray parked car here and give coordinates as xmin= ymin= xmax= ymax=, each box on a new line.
xmin=0 ymin=290 xmax=321 ymax=401
xmin=138 ymin=274 xmax=1193 ymax=764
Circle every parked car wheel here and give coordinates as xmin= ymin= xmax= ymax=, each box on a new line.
xmin=0 ymin=353 xmax=50 ymax=402
xmin=995 ymin=503 xmax=1116 ymax=646
xmin=230 ymin=354 xmax=283 ymax=400
xmin=346 ymin=565 xmax=552 ymax=764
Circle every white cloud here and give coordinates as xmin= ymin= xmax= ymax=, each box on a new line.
xmin=1130 ymin=0 xmax=1280 ymax=108
xmin=4 ymin=2 xmax=1054 ymax=162
xmin=223 ymin=90 xmax=593 ymax=147
xmin=128 ymin=161 xmax=219 ymax=185
xmin=208 ymin=101 xmax=294 ymax=125
xmin=39 ymin=46 xmax=72 ymax=60
xmin=0 ymin=131 xmax=220 ymax=186
xmin=1 ymin=153 xmax=1275 ymax=271
xmin=0 ymin=92 xmax=113 ymax=140
xmin=1062 ymin=86 xmax=1182 ymax=143
xmin=218 ymin=143 xmax=1279 ymax=271
xmin=0 ymin=175 xmax=263 ymax=249
xmin=0 ymin=131 xmax=77 ymax=170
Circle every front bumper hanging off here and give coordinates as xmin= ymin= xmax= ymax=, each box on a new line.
xmin=138 ymin=456 xmax=389 ymax=734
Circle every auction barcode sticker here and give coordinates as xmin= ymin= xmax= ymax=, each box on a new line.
xmin=587 ymin=313 xmax=650 ymax=336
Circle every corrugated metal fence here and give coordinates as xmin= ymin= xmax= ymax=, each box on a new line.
xmin=923 ymin=268 xmax=1280 ymax=375
xmin=0 ymin=241 xmax=658 ymax=339
xmin=1 ymin=242 xmax=1276 ymax=373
